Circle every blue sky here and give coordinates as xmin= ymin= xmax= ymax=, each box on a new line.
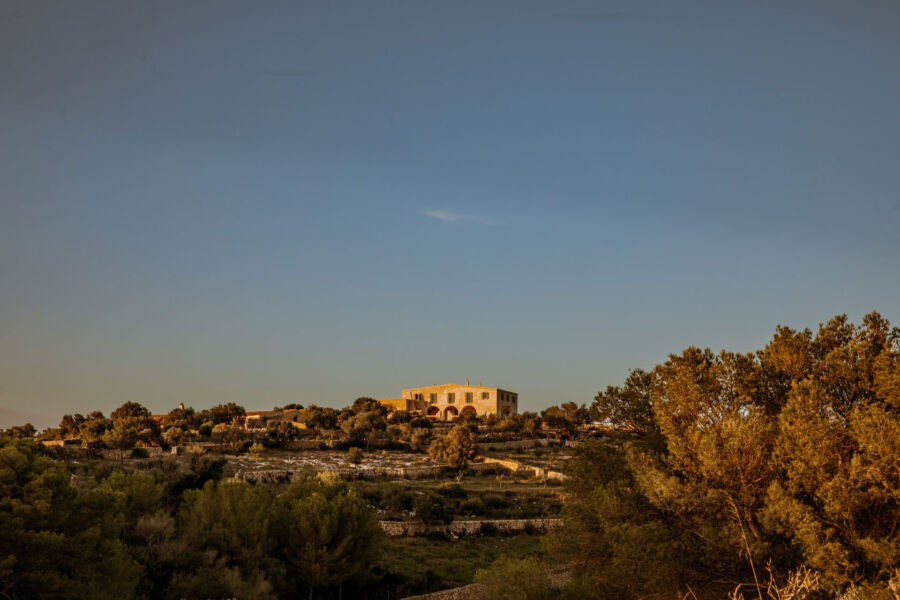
xmin=2 ymin=1 xmax=899 ymax=428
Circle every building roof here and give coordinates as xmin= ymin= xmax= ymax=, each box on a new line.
xmin=401 ymin=383 xmax=500 ymax=392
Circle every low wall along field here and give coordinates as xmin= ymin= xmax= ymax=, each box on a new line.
xmin=378 ymin=518 xmax=562 ymax=537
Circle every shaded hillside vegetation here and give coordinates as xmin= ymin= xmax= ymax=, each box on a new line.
xmin=550 ymin=312 xmax=900 ymax=599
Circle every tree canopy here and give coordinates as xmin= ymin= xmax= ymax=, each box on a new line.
xmin=557 ymin=311 xmax=900 ymax=598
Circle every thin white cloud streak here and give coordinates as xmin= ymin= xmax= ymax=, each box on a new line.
xmin=424 ymin=210 xmax=496 ymax=225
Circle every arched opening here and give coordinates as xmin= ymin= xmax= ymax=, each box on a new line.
xmin=443 ymin=406 xmax=459 ymax=421
xmin=459 ymin=406 xmax=478 ymax=419
xmin=426 ymin=406 xmax=441 ymax=418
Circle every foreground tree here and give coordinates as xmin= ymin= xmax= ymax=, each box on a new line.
xmin=0 ymin=436 xmax=140 ymax=599
xmin=563 ymin=312 xmax=900 ymax=598
xmin=276 ymin=479 xmax=382 ymax=600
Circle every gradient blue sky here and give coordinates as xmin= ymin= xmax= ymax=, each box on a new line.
xmin=2 ymin=1 xmax=899 ymax=428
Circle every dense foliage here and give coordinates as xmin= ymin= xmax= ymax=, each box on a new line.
xmin=0 ymin=438 xmax=382 ymax=600
xmin=557 ymin=312 xmax=900 ymax=599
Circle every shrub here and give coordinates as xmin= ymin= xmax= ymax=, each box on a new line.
xmin=130 ymin=447 xmax=149 ymax=459
xmin=460 ymin=497 xmax=487 ymax=516
xmin=474 ymin=556 xmax=555 ymax=600
xmin=436 ymin=483 xmax=467 ymax=499
xmin=414 ymin=493 xmax=454 ymax=525
xmin=479 ymin=521 xmax=499 ymax=536
xmin=349 ymin=447 xmax=364 ymax=464
xmin=381 ymin=485 xmax=414 ymax=513
xmin=410 ymin=417 xmax=432 ymax=429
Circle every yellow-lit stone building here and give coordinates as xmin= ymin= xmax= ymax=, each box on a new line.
xmin=379 ymin=382 xmax=518 ymax=421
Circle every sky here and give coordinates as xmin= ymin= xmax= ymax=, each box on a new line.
xmin=2 ymin=1 xmax=899 ymax=429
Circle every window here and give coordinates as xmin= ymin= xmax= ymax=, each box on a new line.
xmin=481 ymin=392 xmax=489 ymax=399
xmin=447 ymin=393 xmax=455 ymax=403
xmin=414 ymin=393 xmax=423 ymax=401
xmin=465 ymin=392 xmax=473 ymax=403
xmin=429 ymin=393 xmax=437 ymax=403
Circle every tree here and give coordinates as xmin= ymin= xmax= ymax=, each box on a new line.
xmin=540 ymin=406 xmax=573 ymax=433
xmin=162 ymin=426 xmax=185 ymax=447
xmin=174 ymin=479 xmax=279 ymax=599
xmin=3 ymin=423 xmax=36 ymax=438
xmin=111 ymin=402 xmax=151 ymax=421
xmin=428 ymin=425 xmax=476 ymax=470
xmin=80 ymin=414 xmax=112 ymax=449
xmin=211 ymin=423 xmax=244 ymax=453
xmin=204 ymin=403 xmax=246 ymax=425
xmin=276 ymin=479 xmax=382 ymax=600
xmin=161 ymin=405 xmax=199 ymax=430
xmin=561 ymin=312 xmax=900 ymax=597
xmin=414 ymin=492 xmax=454 ymax=526
xmin=59 ymin=413 xmax=86 ymax=438
xmin=591 ymin=369 xmax=657 ymax=434
xmin=351 ymin=397 xmax=387 ymax=416
xmin=306 ymin=405 xmax=339 ymax=432
xmin=0 ymin=436 xmax=140 ymax=599
xmin=341 ymin=410 xmax=387 ymax=447
xmin=265 ymin=421 xmax=300 ymax=447
xmin=103 ymin=419 xmax=139 ymax=461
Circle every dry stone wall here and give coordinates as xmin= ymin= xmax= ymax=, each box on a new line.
xmin=379 ymin=518 xmax=562 ymax=537
xmin=476 ymin=457 xmax=567 ymax=481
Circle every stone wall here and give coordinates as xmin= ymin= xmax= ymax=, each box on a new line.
xmin=476 ymin=457 xmax=567 ymax=481
xmin=475 ymin=438 xmax=552 ymax=451
xmin=238 ymin=458 xmax=563 ymax=483
xmin=238 ymin=464 xmax=451 ymax=483
xmin=379 ymin=518 xmax=562 ymax=537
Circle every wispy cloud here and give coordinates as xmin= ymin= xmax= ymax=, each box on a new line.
xmin=424 ymin=210 xmax=495 ymax=225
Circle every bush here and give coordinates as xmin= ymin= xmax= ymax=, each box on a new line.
xmin=460 ymin=497 xmax=487 ymax=516
xmin=130 ymin=447 xmax=149 ymax=459
xmin=410 ymin=417 xmax=432 ymax=429
xmin=479 ymin=521 xmax=499 ymax=536
xmin=381 ymin=485 xmax=414 ymax=513
xmin=474 ymin=556 xmax=556 ymax=600
xmin=349 ymin=447 xmax=364 ymax=464
xmin=414 ymin=493 xmax=454 ymax=525
xmin=437 ymin=483 xmax=467 ymax=499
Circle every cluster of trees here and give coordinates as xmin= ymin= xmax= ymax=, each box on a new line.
xmin=8 ymin=391 xmax=595 ymax=462
xmin=553 ymin=312 xmax=900 ymax=599
xmin=30 ymin=401 xmax=249 ymax=452
xmin=0 ymin=436 xmax=382 ymax=600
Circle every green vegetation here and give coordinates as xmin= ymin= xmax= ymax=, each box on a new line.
xmin=378 ymin=534 xmax=546 ymax=597
xmin=546 ymin=311 xmax=900 ymax=599
xmin=475 ymin=556 xmax=557 ymax=600
xmin=0 ymin=437 xmax=382 ymax=600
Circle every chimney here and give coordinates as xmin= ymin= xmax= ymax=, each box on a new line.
xmin=466 ymin=379 xmax=469 ymax=386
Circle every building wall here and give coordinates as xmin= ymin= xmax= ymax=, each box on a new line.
xmin=394 ymin=384 xmax=518 ymax=421
xmin=377 ymin=398 xmax=411 ymax=412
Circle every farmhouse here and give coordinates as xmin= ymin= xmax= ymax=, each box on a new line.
xmin=244 ymin=408 xmax=306 ymax=430
xmin=379 ymin=381 xmax=518 ymax=421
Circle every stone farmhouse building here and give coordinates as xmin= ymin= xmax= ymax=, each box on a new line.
xmin=379 ymin=382 xmax=518 ymax=421
xmin=243 ymin=408 xmax=306 ymax=430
